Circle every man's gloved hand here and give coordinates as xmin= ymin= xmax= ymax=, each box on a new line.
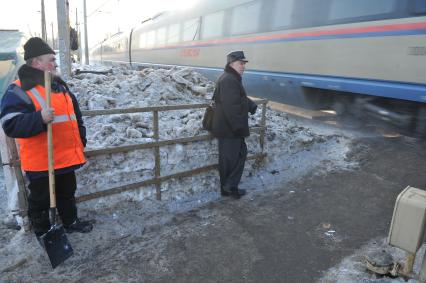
xmin=250 ymin=104 xmax=258 ymax=115
xmin=41 ymin=107 xmax=55 ymax=124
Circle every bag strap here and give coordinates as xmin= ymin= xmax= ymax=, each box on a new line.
xmin=211 ymin=83 xmax=219 ymax=106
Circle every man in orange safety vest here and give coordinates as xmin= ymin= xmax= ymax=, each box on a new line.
xmin=0 ymin=37 xmax=92 ymax=238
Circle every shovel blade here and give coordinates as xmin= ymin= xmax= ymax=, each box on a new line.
xmin=40 ymin=224 xmax=73 ymax=268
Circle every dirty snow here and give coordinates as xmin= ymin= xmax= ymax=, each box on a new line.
xmin=0 ymin=64 xmax=414 ymax=282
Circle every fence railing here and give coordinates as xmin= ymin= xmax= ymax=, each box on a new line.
xmin=77 ymin=99 xmax=268 ymax=202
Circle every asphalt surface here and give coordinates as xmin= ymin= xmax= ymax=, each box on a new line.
xmin=143 ymin=134 xmax=425 ymax=283
xmin=74 ymin=125 xmax=423 ymax=283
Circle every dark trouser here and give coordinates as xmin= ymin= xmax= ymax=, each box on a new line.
xmin=218 ymin=138 xmax=247 ymax=191
xmin=27 ymin=171 xmax=78 ymax=234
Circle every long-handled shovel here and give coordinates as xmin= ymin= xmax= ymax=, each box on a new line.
xmin=39 ymin=71 xmax=74 ymax=268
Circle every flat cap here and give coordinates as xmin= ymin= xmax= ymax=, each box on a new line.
xmin=227 ymin=51 xmax=248 ymax=64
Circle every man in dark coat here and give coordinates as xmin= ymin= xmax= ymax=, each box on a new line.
xmin=211 ymin=51 xmax=257 ymax=199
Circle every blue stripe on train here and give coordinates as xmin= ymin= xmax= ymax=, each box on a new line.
xmin=194 ymin=67 xmax=426 ymax=103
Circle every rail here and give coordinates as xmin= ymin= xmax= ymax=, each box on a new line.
xmin=77 ymin=99 xmax=268 ymax=202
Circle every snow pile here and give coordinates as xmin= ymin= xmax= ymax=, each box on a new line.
xmin=69 ymin=66 xmax=213 ymax=148
xmin=66 ymin=65 xmax=355 ymax=210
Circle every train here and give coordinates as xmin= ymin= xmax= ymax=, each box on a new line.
xmin=91 ymin=0 xmax=426 ymax=134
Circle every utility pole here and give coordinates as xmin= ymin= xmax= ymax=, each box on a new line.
xmin=83 ymin=0 xmax=89 ymax=65
xmin=51 ymin=22 xmax=55 ymax=49
xmin=41 ymin=0 xmax=47 ymax=41
xmin=56 ymin=0 xmax=71 ymax=79
xmin=66 ymin=0 xmax=71 ymax=63
xmin=76 ymin=7 xmax=82 ymax=63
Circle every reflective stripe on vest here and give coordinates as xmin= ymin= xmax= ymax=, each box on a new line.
xmin=28 ymin=87 xmax=46 ymax=109
xmin=27 ymin=87 xmax=77 ymax=124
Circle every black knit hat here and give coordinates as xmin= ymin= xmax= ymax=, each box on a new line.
xmin=23 ymin=37 xmax=55 ymax=60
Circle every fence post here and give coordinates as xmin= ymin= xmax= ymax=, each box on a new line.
xmin=153 ymin=110 xmax=161 ymax=200
xmin=260 ymin=102 xmax=267 ymax=152
xmin=0 ymin=130 xmax=29 ymax=231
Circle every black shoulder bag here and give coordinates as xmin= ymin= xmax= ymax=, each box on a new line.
xmin=202 ymin=93 xmax=216 ymax=132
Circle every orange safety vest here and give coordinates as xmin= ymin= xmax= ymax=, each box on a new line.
xmin=14 ymin=80 xmax=86 ymax=171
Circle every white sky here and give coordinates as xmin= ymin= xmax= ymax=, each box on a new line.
xmin=0 ymin=0 xmax=196 ymax=49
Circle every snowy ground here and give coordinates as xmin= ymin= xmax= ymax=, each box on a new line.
xmin=0 ymin=65 xmax=423 ymax=282
xmin=320 ymin=239 xmax=424 ymax=283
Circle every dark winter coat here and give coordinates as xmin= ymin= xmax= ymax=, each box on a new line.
xmin=0 ymin=64 xmax=86 ymax=178
xmin=211 ymin=65 xmax=257 ymax=138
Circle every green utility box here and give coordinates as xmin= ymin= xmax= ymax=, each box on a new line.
xmin=388 ymin=186 xmax=426 ymax=254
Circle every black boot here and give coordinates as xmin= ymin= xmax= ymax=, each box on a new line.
xmin=64 ymin=219 xmax=93 ymax=234
xmin=220 ymin=186 xmax=232 ymax=196
xmin=230 ymin=188 xmax=246 ymax=199
xmin=29 ymin=210 xmax=51 ymax=237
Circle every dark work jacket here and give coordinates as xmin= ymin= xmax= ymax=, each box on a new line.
xmin=211 ymin=65 xmax=257 ymax=138
xmin=0 ymin=64 xmax=86 ymax=179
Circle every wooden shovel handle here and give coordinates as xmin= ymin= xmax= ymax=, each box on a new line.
xmin=44 ymin=71 xmax=56 ymax=209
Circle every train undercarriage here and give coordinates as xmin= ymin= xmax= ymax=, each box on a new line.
xmin=302 ymin=87 xmax=426 ymax=138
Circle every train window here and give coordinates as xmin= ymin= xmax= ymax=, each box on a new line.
xmin=328 ymin=0 xmax=397 ymax=21
xmin=272 ymin=0 xmax=295 ymax=28
xmin=167 ymin=23 xmax=180 ymax=44
xmin=410 ymin=0 xmax=426 ymax=14
xmin=157 ymin=27 xmax=167 ymax=46
xmin=202 ymin=11 xmax=224 ymax=39
xmin=147 ymin=30 xmax=156 ymax=47
xmin=183 ymin=18 xmax=200 ymax=41
xmin=139 ymin=33 xmax=147 ymax=48
xmin=231 ymin=1 xmax=261 ymax=35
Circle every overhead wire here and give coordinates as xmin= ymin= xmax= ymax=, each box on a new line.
xmin=87 ymin=0 xmax=114 ymax=18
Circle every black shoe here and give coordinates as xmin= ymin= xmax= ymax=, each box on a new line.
xmin=30 ymin=210 xmax=50 ymax=237
xmin=220 ymin=185 xmax=233 ymax=197
xmin=64 ymin=219 xmax=93 ymax=234
xmin=230 ymin=188 xmax=246 ymax=199
xmin=35 ymin=230 xmax=48 ymax=237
